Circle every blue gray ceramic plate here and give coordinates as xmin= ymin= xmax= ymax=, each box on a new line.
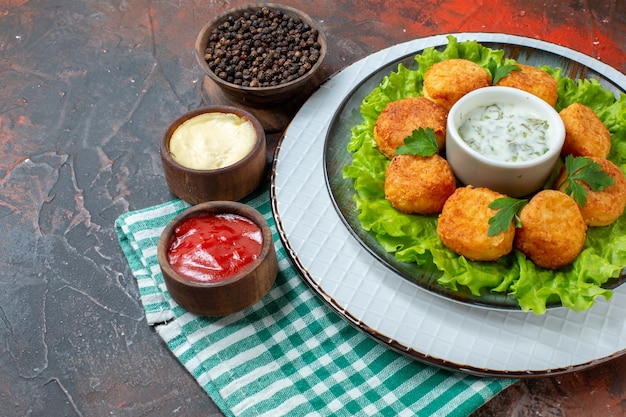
xmin=323 ymin=39 xmax=625 ymax=311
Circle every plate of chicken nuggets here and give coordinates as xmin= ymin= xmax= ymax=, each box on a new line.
xmin=324 ymin=36 xmax=626 ymax=313
xmin=272 ymin=33 xmax=626 ymax=375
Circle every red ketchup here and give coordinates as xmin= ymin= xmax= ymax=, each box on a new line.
xmin=167 ymin=213 xmax=263 ymax=283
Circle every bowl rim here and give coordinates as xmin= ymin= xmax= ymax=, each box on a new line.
xmin=446 ymin=86 xmax=565 ymax=169
xmin=160 ymin=105 xmax=266 ymax=175
xmin=194 ymin=2 xmax=327 ymax=92
xmin=157 ymin=201 xmax=274 ymax=288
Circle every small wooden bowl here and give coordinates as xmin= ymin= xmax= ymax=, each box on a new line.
xmin=195 ymin=3 xmax=327 ymax=105
xmin=157 ymin=201 xmax=278 ymax=316
xmin=160 ymin=106 xmax=266 ymax=204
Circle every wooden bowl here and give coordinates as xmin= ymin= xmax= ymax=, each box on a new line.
xmin=157 ymin=201 xmax=278 ymax=316
xmin=195 ymin=3 xmax=327 ymax=105
xmin=160 ymin=105 xmax=266 ymax=204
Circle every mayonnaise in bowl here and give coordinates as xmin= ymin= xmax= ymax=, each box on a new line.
xmin=169 ymin=112 xmax=257 ymax=170
xmin=160 ymin=106 xmax=266 ymax=204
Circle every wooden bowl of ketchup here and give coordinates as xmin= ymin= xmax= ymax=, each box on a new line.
xmin=157 ymin=201 xmax=278 ymax=316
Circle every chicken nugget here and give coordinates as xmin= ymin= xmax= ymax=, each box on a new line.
xmin=374 ymin=97 xmax=448 ymax=159
xmin=495 ymin=64 xmax=558 ymax=107
xmin=515 ymin=190 xmax=587 ymax=269
xmin=423 ymin=59 xmax=492 ymax=111
xmin=559 ymin=103 xmax=611 ymax=158
xmin=437 ymin=186 xmax=515 ymax=261
xmin=385 ymin=154 xmax=456 ymax=214
xmin=555 ymin=157 xmax=626 ymax=226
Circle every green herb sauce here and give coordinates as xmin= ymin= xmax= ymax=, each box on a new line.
xmin=459 ymin=103 xmax=551 ymax=162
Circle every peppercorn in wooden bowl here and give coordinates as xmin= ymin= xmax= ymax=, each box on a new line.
xmin=157 ymin=201 xmax=278 ymax=316
xmin=195 ymin=4 xmax=327 ymax=106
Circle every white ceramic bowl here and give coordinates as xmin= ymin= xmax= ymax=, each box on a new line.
xmin=446 ymin=86 xmax=565 ymax=197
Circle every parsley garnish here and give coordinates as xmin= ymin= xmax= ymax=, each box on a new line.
xmin=556 ymin=155 xmax=615 ymax=207
xmin=394 ymin=127 xmax=439 ymax=157
xmin=487 ymin=156 xmax=615 ymax=236
xmin=487 ymin=58 xmax=521 ymax=85
xmin=487 ymin=197 xmax=528 ymax=236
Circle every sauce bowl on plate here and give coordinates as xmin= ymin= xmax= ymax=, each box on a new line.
xmin=446 ymin=86 xmax=565 ymax=197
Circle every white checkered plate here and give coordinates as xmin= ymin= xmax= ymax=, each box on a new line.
xmin=271 ymin=33 xmax=626 ymax=376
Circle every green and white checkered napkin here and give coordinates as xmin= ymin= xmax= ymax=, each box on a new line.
xmin=115 ymin=187 xmax=515 ymax=417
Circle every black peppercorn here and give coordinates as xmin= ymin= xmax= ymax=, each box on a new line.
xmin=204 ymin=7 xmax=322 ymax=87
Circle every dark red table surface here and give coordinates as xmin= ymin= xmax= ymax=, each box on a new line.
xmin=1 ymin=1 xmax=624 ymax=416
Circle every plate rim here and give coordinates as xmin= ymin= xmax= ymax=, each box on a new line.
xmin=270 ymin=32 xmax=626 ymax=377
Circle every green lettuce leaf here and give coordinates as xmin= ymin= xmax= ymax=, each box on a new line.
xmin=343 ymin=35 xmax=626 ymax=314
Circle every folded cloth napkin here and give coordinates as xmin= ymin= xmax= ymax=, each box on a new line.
xmin=115 ymin=187 xmax=515 ymax=417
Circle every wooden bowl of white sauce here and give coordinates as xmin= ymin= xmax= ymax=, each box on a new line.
xmin=160 ymin=106 xmax=266 ymax=204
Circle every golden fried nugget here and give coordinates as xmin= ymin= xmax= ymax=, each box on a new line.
xmin=437 ymin=186 xmax=515 ymax=261
xmin=495 ymin=64 xmax=558 ymax=107
xmin=556 ymin=157 xmax=626 ymax=226
xmin=423 ymin=59 xmax=492 ymax=111
xmin=515 ymin=190 xmax=587 ymax=269
xmin=384 ymin=154 xmax=456 ymax=214
xmin=373 ymin=97 xmax=448 ymax=159
xmin=559 ymin=103 xmax=611 ymax=158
